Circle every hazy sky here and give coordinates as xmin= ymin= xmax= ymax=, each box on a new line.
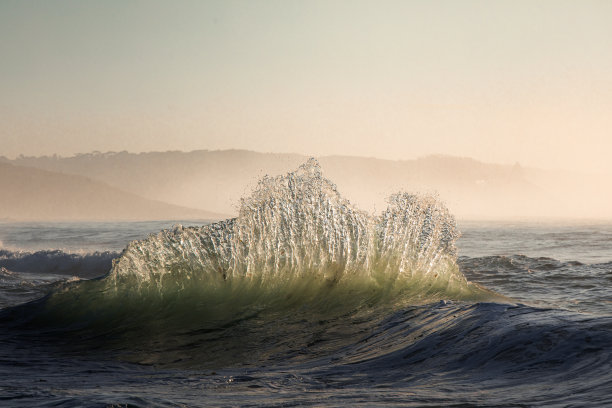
xmin=1 ymin=0 xmax=611 ymax=173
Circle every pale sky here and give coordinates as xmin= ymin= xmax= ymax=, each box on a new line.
xmin=1 ymin=0 xmax=611 ymax=173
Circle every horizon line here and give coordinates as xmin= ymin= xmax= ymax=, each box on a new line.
xmin=0 ymin=148 xmax=551 ymax=172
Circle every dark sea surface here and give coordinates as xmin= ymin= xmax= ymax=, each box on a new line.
xmin=0 ymin=166 xmax=610 ymax=407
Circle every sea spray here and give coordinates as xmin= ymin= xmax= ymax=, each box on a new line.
xmin=103 ymin=158 xmax=479 ymax=302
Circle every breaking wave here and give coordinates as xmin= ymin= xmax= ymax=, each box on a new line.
xmin=49 ymin=159 xmax=496 ymax=306
xmin=4 ymin=159 xmax=505 ymax=367
xmin=112 ymin=159 xmax=486 ymax=296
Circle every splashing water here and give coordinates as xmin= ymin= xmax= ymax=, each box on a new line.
xmin=97 ymin=159 xmax=490 ymax=305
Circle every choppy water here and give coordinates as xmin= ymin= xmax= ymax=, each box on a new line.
xmin=1 ymin=160 xmax=611 ymax=407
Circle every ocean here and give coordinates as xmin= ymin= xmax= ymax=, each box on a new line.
xmin=1 ymin=161 xmax=611 ymax=407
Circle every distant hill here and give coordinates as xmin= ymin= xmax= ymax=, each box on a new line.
xmin=3 ymin=150 xmax=610 ymax=220
xmin=3 ymin=150 xmax=306 ymax=218
xmin=0 ymin=162 xmax=226 ymax=221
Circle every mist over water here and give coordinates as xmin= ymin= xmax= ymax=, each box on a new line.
xmin=4 ymin=150 xmax=612 ymax=222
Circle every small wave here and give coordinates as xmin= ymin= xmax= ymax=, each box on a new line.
xmin=309 ymin=301 xmax=612 ymax=405
xmin=0 ymin=266 xmax=79 ymax=309
xmin=459 ymin=254 xmax=612 ymax=315
xmin=0 ymin=249 xmax=117 ymax=279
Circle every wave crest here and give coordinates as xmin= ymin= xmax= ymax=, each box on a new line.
xmin=102 ymin=159 xmax=486 ymax=304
